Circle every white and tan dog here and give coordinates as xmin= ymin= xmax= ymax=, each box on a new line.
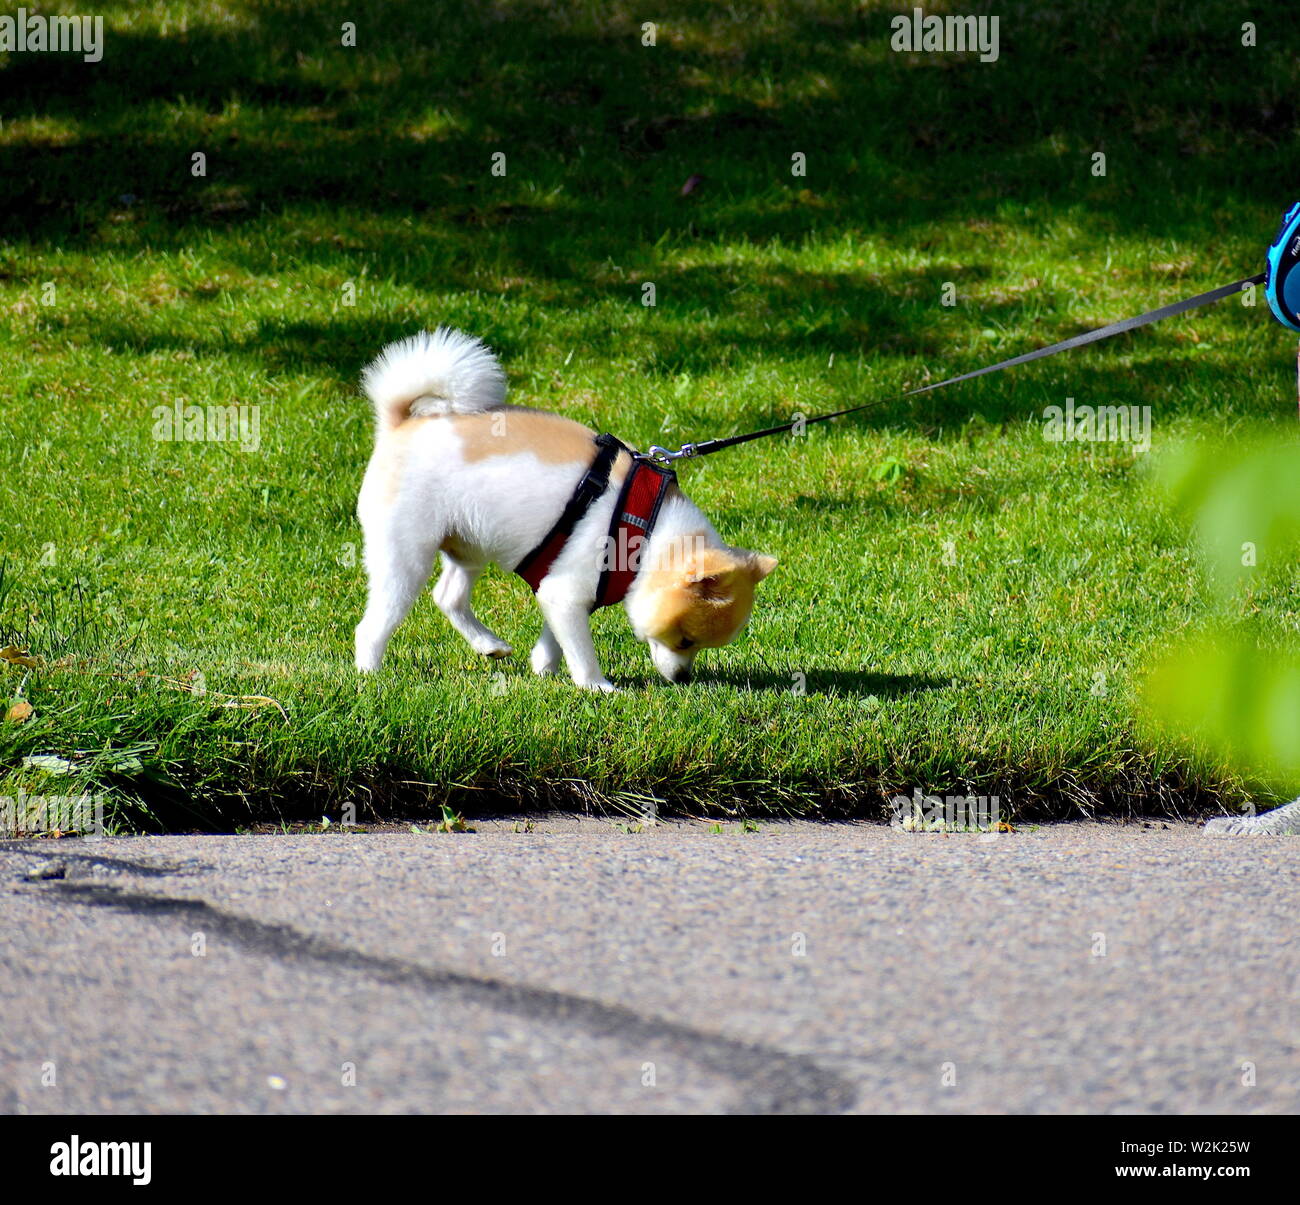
xmin=354 ymin=328 xmax=777 ymax=690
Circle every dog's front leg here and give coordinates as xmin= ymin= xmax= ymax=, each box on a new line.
xmin=535 ymin=590 xmax=617 ymax=692
xmin=529 ymin=623 xmax=562 ymax=676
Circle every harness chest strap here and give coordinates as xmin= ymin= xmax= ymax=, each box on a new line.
xmin=513 ymin=433 xmax=676 ymax=609
xmin=595 ymin=453 xmax=675 ymax=609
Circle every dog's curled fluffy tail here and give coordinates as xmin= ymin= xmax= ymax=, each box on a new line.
xmin=362 ymin=327 xmax=507 ymax=432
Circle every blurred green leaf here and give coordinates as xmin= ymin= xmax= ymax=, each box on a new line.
xmin=1146 ymin=431 xmax=1300 ymax=790
xmin=1145 ymin=633 xmax=1300 ymax=785
xmin=1154 ymin=435 xmax=1300 ymax=598
xmin=871 ymin=456 xmax=907 ymax=485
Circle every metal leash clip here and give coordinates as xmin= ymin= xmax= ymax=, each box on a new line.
xmin=645 ymin=443 xmax=699 ymax=464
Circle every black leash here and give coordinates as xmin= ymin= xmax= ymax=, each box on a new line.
xmin=646 ymin=272 xmax=1264 ymax=463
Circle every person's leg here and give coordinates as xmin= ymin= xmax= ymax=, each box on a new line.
xmin=1205 ymin=797 xmax=1300 ymax=835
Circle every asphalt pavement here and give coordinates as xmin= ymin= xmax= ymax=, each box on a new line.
xmin=2 ymin=818 xmax=1296 ymax=1114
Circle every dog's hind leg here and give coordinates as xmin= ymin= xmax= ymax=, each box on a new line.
xmin=354 ymin=532 xmax=438 ymax=672
xmin=433 ymin=553 xmax=512 ymax=659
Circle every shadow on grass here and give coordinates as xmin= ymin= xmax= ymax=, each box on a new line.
xmin=2 ymin=1 xmax=1291 ymax=257
xmin=630 ymin=668 xmax=953 ymax=697
xmin=57 ymin=298 xmax=1279 ymax=438
xmin=0 ymin=1 xmax=1289 ymax=439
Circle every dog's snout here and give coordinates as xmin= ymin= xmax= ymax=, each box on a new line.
xmin=649 ymin=640 xmax=698 ymax=685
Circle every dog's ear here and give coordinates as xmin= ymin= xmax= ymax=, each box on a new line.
xmin=748 ymin=553 xmax=778 ymax=582
xmin=683 ymin=547 xmax=741 ymax=597
xmin=685 ymin=568 xmax=735 ymax=598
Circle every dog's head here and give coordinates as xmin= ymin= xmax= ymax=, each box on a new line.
xmin=627 ymin=542 xmax=777 ymax=683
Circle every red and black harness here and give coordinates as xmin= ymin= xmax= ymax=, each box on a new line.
xmin=514 ymin=433 xmax=676 ymax=609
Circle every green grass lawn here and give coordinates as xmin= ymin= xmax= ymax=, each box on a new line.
xmin=2 ymin=0 xmax=1298 ymax=830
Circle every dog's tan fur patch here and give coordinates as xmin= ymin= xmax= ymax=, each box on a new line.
xmin=439 ymin=531 xmax=473 ymax=561
xmin=640 ymin=545 xmax=777 ymax=649
xmin=448 ymin=410 xmax=599 ymax=465
xmin=380 ymin=409 xmax=627 ymax=504
xmin=372 ymin=441 xmax=406 ymax=506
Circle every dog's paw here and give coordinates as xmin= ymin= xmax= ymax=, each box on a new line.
xmin=471 ymin=636 xmax=512 ymax=659
xmin=577 ymin=678 xmax=620 ymax=693
xmin=354 ymin=648 xmax=382 ymax=673
xmin=354 ymin=625 xmax=385 ymax=672
xmin=530 ymin=648 xmax=561 ymax=676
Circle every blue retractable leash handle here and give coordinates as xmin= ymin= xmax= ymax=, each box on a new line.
xmin=1266 ymin=201 xmax=1300 ymax=333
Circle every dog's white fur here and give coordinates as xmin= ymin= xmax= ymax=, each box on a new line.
xmin=362 ymin=328 xmax=507 ymax=424
xmin=355 ymin=328 xmax=776 ymax=690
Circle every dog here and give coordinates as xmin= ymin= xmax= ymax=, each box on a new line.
xmin=354 ymin=328 xmax=777 ymax=691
